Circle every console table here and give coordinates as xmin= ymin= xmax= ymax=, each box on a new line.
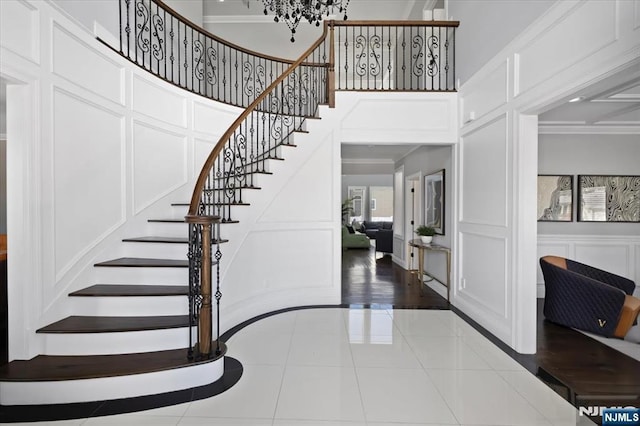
xmin=408 ymin=239 xmax=451 ymax=302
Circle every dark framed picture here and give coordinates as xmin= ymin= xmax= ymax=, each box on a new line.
xmin=578 ymin=175 xmax=640 ymax=222
xmin=537 ymin=175 xmax=573 ymax=222
xmin=424 ymin=169 xmax=445 ymax=235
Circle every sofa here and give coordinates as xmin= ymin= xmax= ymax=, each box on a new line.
xmin=342 ymin=225 xmax=371 ymax=249
xmin=358 ymin=220 xmax=393 ymax=239
xmin=375 ymin=229 xmax=393 ymax=254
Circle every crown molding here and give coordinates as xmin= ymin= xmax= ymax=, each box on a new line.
xmin=341 ymin=158 xmax=395 ymax=165
xmin=538 ymin=124 xmax=640 ymax=135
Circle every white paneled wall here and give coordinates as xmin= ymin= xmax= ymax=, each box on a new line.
xmin=456 ymin=0 xmax=640 ymax=353
xmin=0 ymin=0 xmax=243 ymax=360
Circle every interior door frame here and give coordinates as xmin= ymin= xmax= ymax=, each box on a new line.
xmin=405 ymin=171 xmax=422 ymax=271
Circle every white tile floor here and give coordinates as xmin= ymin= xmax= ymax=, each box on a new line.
xmin=11 ymin=308 xmax=596 ymax=426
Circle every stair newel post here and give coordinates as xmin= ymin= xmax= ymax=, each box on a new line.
xmin=328 ymin=21 xmax=336 ymax=108
xmin=214 ymin=221 xmax=222 ymax=355
xmin=185 ymin=214 xmax=220 ymax=359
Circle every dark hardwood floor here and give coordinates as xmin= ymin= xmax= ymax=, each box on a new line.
xmin=341 ymin=246 xmax=640 ymax=425
xmin=341 ymin=247 xmax=449 ymax=309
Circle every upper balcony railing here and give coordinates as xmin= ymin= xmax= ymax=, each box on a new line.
xmin=119 ymin=0 xmax=297 ymax=108
xmin=118 ymin=0 xmax=458 ymax=110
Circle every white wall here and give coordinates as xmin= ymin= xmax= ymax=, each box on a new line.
xmin=51 ymin=0 xmax=119 ymax=38
xmin=163 ymin=0 xmax=203 ymax=27
xmin=456 ymin=0 xmax=640 ymax=354
xmin=446 ymin=0 xmax=555 ymax=84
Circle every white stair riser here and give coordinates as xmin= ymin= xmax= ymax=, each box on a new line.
xmin=41 ymin=327 xmax=194 ymax=355
xmin=121 ymin=242 xmax=189 ymax=259
xmin=68 ymin=296 xmax=188 ymax=316
xmin=93 ymin=266 xmax=189 ymax=285
xmin=0 ymin=357 xmax=224 ymax=405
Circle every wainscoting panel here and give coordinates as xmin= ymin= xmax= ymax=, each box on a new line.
xmin=132 ymin=121 xmax=188 ymax=214
xmin=459 ymin=231 xmax=508 ymax=318
xmin=338 ymin=92 xmax=458 ymax=144
xmin=192 ymin=100 xmax=239 ymax=136
xmin=132 ymin=75 xmax=187 ymax=128
xmin=461 ymin=60 xmax=508 ymax=123
xmin=52 ymin=24 xmax=124 ymax=105
xmin=258 ymin=135 xmax=333 ymax=223
xmin=460 ymin=115 xmax=508 ymax=227
xmin=515 ymin=0 xmax=617 ymax=96
xmin=194 ymin=137 xmax=216 ymax=175
xmin=0 ymin=0 xmax=38 ymax=63
xmin=537 ymin=235 xmax=640 ymax=297
xmin=52 ymin=89 xmax=125 ymax=279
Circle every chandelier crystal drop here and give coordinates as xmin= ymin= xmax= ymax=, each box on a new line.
xmin=262 ymin=0 xmax=350 ymax=42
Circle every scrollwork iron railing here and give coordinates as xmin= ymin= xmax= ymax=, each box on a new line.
xmin=119 ymin=0 xmax=295 ymax=107
xmin=332 ymin=21 xmax=457 ymax=91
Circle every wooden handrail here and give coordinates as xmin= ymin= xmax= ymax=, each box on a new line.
xmin=331 ymin=20 xmax=460 ymax=27
xmin=186 ymin=22 xmax=331 ymax=216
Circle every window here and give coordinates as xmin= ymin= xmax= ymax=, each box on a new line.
xmin=370 ymin=186 xmax=393 ymax=221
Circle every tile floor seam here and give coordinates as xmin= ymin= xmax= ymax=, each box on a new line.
xmin=347 ymin=308 xmax=382 ymax=425
xmin=270 ymin=311 xmax=298 ymax=423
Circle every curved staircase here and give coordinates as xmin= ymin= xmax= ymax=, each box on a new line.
xmin=0 ymin=0 xmax=457 ymax=418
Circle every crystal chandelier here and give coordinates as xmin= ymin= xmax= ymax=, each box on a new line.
xmin=262 ymin=0 xmax=351 ymax=42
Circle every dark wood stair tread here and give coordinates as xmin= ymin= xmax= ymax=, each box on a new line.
xmin=0 ymin=342 xmax=226 ymax=381
xmin=37 ymin=315 xmax=189 ymax=333
xmin=170 ymin=202 xmax=250 ymax=207
xmin=94 ymin=257 xmax=196 ymax=267
xmin=148 ymin=218 xmax=239 ymax=224
xmin=122 ymin=236 xmax=229 ymax=244
xmin=123 ymin=236 xmax=188 ymax=244
xmin=70 ymin=285 xmax=188 ymax=297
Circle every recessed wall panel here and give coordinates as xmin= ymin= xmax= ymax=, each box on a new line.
xmin=133 ymin=76 xmax=187 ymax=128
xmin=53 ymin=90 xmax=124 ymax=276
xmin=536 ymin=243 xmax=570 ymax=285
xmin=193 ymin=101 xmax=239 ymax=136
xmin=462 ymin=60 xmax=508 ymax=122
xmin=461 ymin=116 xmax=508 ymax=226
xmin=517 ymin=1 xmax=617 ymax=95
xmin=340 ymin=94 xmax=458 ymax=143
xmin=574 ymin=244 xmax=631 ymax=279
xmin=194 ymin=138 xmax=216 ymax=175
xmin=52 ymin=25 xmax=123 ymax=104
xmin=259 ymin=136 xmax=333 ymax=223
xmin=133 ymin=122 xmax=187 ymax=213
xmin=0 ymin=0 xmax=38 ymax=63
xmin=224 ymin=229 xmax=333 ymax=303
xmin=460 ymin=232 xmax=508 ymax=318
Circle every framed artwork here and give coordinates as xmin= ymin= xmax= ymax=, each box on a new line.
xmin=424 ymin=169 xmax=445 ymax=235
xmin=578 ymin=175 xmax=640 ymax=222
xmin=537 ymin=175 xmax=573 ymax=222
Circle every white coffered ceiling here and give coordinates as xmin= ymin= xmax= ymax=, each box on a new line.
xmin=538 ymin=72 xmax=640 ymax=134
